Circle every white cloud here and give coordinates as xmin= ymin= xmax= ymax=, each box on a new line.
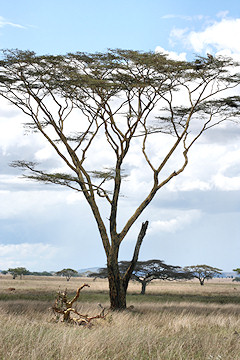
xmin=189 ymin=19 xmax=240 ymax=53
xmin=0 ymin=189 xmax=73 ymax=219
xmin=213 ymin=173 xmax=240 ymax=191
xmin=216 ymin=11 xmax=229 ymax=19
xmin=0 ymin=15 xmax=25 ymax=29
xmin=149 ymin=209 xmax=201 ymax=234
xmin=161 ymin=14 xmax=205 ymax=22
xmin=66 ymin=191 xmax=83 ymax=204
xmin=210 ymin=146 xmax=240 ymax=191
xmin=0 ymin=242 xmax=57 ymax=269
xmin=168 ymin=179 xmax=211 ymax=192
xmin=169 ymin=17 xmax=240 ymax=56
xmin=0 ymin=100 xmax=47 ymax=156
xmin=155 ymin=46 xmax=187 ymax=61
xmin=34 ymin=146 xmax=55 ymax=161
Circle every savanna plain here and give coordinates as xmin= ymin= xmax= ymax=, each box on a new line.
xmin=0 ymin=276 xmax=240 ymax=360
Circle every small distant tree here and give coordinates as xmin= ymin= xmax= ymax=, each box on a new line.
xmin=184 ymin=265 xmax=222 ymax=285
xmin=8 ymin=267 xmax=30 ymax=279
xmin=89 ymin=260 xmax=193 ymax=294
xmin=56 ymin=268 xmax=78 ymax=281
xmin=233 ymin=268 xmax=240 ymax=274
xmin=233 ymin=268 xmax=240 ymax=282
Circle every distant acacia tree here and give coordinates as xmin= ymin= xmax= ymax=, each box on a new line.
xmin=184 ymin=265 xmax=222 ymax=285
xmin=56 ymin=268 xmax=78 ymax=281
xmin=127 ymin=260 xmax=193 ymax=294
xmin=8 ymin=267 xmax=30 ymax=279
xmin=0 ymin=49 xmax=239 ymax=309
xmin=233 ymin=268 xmax=240 ymax=282
xmin=89 ymin=260 xmax=193 ymax=294
xmin=233 ymin=268 xmax=240 ymax=274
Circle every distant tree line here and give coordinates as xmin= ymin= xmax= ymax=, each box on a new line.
xmin=1 ymin=267 xmax=54 ymax=279
xmin=88 ymin=261 xmax=223 ymax=294
xmin=1 ymin=263 xmax=225 ymax=287
xmin=1 ymin=267 xmax=81 ymax=280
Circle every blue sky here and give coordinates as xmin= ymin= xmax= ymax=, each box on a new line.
xmin=0 ymin=0 xmax=240 ymax=272
xmin=1 ymin=0 xmax=240 ymax=55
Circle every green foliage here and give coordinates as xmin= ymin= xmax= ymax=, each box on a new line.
xmin=184 ymin=265 xmax=222 ymax=285
xmin=7 ymin=267 xmax=30 ymax=279
xmin=56 ymin=268 xmax=79 ymax=281
xmin=233 ymin=268 xmax=240 ymax=274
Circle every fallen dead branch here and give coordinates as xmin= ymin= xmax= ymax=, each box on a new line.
xmin=52 ymin=283 xmax=108 ymax=327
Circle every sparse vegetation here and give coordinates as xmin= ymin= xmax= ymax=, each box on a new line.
xmin=0 ymin=276 xmax=240 ymax=359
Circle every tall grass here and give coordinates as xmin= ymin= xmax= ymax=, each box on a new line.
xmin=0 ymin=301 xmax=240 ymax=359
xmin=1 ymin=277 xmax=240 ymax=359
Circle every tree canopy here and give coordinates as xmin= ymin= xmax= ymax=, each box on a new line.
xmin=0 ymin=49 xmax=239 ymax=309
xmin=233 ymin=268 xmax=240 ymax=274
xmin=184 ymin=265 xmax=222 ymax=285
xmin=56 ymin=268 xmax=78 ymax=281
xmin=7 ymin=267 xmax=30 ymax=279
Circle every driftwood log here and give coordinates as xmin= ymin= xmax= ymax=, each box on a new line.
xmin=52 ymin=283 xmax=107 ymax=326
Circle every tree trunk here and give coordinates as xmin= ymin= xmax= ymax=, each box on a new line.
xmin=107 ymin=264 xmax=127 ymax=310
xmin=123 ymin=221 xmax=149 ymax=288
xmin=141 ymin=281 xmax=147 ymax=295
xmin=106 ymin=221 xmax=149 ymax=310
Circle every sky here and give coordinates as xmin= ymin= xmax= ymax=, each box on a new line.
xmin=0 ymin=0 xmax=240 ymax=272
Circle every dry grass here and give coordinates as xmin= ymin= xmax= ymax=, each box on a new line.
xmin=1 ymin=275 xmax=239 ymax=296
xmin=0 ymin=276 xmax=240 ymax=359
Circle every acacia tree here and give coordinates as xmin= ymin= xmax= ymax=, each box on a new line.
xmin=8 ymin=267 xmax=30 ymax=279
xmin=56 ymin=268 xmax=78 ymax=281
xmin=233 ymin=268 xmax=240 ymax=282
xmin=233 ymin=268 xmax=240 ymax=274
xmin=0 ymin=49 xmax=239 ymax=309
xmin=89 ymin=260 xmax=194 ymax=294
xmin=184 ymin=265 xmax=222 ymax=285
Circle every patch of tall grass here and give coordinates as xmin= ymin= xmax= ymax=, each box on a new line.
xmin=0 ymin=301 xmax=240 ymax=359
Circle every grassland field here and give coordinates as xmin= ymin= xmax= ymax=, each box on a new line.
xmin=0 ymin=275 xmax=240 ymax=359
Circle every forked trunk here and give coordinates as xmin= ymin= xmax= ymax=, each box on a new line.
xmin=107 ymin=221 xmax=149 ymax=310
xmin=108 ymin=265 xmax=127 ymax=310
